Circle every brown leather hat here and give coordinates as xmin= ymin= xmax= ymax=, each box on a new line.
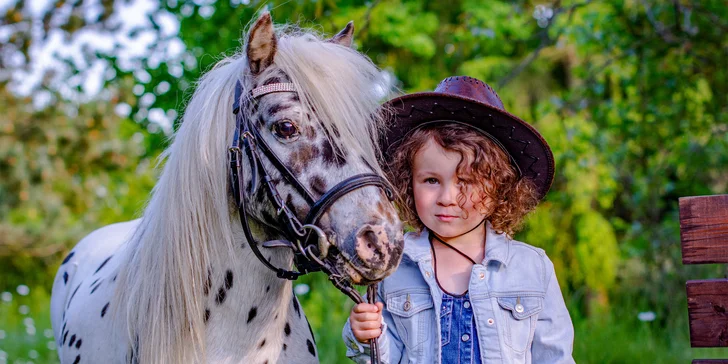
xmin=381 ymin=76 xmax=555 ymax=200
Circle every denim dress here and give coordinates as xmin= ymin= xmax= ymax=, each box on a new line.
xmin=441 ymin=292 xmax=482 ymax=364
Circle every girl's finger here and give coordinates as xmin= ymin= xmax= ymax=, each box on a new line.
xmin=352 ymin=320 xmax=381 ymax=331
xmin=354 ymin=328 xmax=382 ymax=342
xmin=352 ymin=303 xmax=379 ymax=313
xmin=351 ymin=311 xmax=381 ymax=323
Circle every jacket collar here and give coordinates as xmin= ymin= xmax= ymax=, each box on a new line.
xmin=403 ymin=221 xmax=510 ymax=266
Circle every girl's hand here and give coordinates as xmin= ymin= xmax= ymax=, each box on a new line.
xmin=350 ymin=302 xmax=384 ymax=343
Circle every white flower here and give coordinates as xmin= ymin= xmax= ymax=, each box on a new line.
xmin=638 ymin=311 xmax=656 ymax=322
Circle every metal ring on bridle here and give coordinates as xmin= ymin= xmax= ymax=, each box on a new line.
xmin=302 ymin=224 xmax=331 ymax=260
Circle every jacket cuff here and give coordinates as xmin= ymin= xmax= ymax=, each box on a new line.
xmin=342 ymin=318 xmax=389 ymax=359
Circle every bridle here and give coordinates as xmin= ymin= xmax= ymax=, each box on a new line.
xmin=227 ymin=80 xmax=392 ymax=301
xmin=228 ymin=80 xmax=387 ymax=362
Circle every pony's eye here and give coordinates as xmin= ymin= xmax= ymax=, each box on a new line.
xmin=272 ymin=120 xmax=300 ymax=140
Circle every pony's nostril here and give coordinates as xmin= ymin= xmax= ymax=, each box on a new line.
xmin=355 ymin=225 xmax=388 ymax=264
xmin=363 ymin=231 xmax=376 ymax=250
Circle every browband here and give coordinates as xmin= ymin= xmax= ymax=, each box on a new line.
xmin=251 ymin=83 xmax=297 ymax=98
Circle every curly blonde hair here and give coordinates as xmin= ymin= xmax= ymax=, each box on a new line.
xmin=386 ymin=123 xmax=540 ymax=236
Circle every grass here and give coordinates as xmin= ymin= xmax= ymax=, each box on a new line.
xmin=0 ymin=286 xmax=59 ymax=364
xmin=3 ymin=278 xmax=728 ymax=364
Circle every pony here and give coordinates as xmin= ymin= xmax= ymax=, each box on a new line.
xmin=50 ymin=12 xmax=404 ymax=364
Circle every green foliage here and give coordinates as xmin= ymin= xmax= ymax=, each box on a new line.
xmin=0 ymin=84 xmax=157 ymax=288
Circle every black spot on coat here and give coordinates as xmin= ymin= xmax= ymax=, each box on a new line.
xmin=94 ymin=256 xmax=112 ymax=274
xmin=320 ymin=139 xmax=346 ymax=167
xmin=309 ymin=175 xmax=327 ymax=196
xmin=67 ymin=284 xmax=81 ymax=309
xmin=262 ymin=77 xmax=282 ymax=86
xmin=307 ymin=319 xmax=316 ymax=344
xmin=73 ymin=355 xmax=80 ymax=364
xmin=62 ymin=251 xmax=75 ymax=264
xmin=224 ymin=270 xmax=234 ymax=290
xmin=306 ymin=339 xmax=316 ymax=356
xmin=204 ymin=270 xmax=212 ymax=296
xmin=63 ymin=272 xmax=68 ymax=284
xmin=215 ymin=288 xmax=227 ymax=305
xmin=101 ymin=302 xmax=110 ymax=318
xmin=267 ymin=103 xmax=292 ymax=116
xmin=247 ymin=307 xmax=257 ymax=323
xmin=75 ymin=339 xmax=82 ymax=349
xmin=284 ymin=322 xmax=291 ymax=336
xmin=292 ymin=297 xmax=301 ymax=318
xmin=90 ymin=281 xmax=102 ymax=294
xmin=259 ymin=339 xmax=266 ymax=348
xmin=69 ymin=334 xmax=76 ymax=347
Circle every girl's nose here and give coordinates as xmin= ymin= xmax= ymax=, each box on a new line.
xmin=437 ymin=183 xmax=459 ymax=206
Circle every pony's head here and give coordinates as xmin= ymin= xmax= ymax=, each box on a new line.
xmin=230 ymin=13 xmax=404 ymax=284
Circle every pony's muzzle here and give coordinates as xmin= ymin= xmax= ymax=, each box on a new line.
xmin=352 ymin=223 xmax=403 ymax=279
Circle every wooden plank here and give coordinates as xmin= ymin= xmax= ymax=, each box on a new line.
xmin=688 ymin=279 xmax=728 ymax=347
xmin=693 ymin=361 xmax=728 ymax=364
xmin=680 ymin=195 xmax=728 ymax=264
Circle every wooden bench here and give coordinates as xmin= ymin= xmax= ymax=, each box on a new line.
xmin=680 ymin=194 xmax=728 ymax=364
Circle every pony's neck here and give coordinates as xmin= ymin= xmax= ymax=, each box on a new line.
xmin=202 ymin=221 xmax=299 ymax=358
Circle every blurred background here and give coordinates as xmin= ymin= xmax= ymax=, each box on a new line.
xmin=0 ymin=0 xmax=726 ymax=362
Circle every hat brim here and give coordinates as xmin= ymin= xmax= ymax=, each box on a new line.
xmin=381 ymin=92 xmax=555 ymax=200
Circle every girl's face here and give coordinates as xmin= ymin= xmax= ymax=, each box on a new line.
xmin=412 ymin=138 xmax=491 ymax=239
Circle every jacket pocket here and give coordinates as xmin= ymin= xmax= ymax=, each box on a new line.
xmin=387 ymin=290 xmax=434 ymax=350
xmin=497 ymin=296 xmax=543 ymax=353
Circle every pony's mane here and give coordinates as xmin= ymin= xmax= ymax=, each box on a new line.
xmin=112 ymin=25 xmax=391 ymax=363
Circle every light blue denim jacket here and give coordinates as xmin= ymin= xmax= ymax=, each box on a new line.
xmin=342 ymin=223 xmax=575 ymax=364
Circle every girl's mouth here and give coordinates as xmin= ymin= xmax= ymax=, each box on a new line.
xmin=436 ymin=214 xmax=458 ymax=222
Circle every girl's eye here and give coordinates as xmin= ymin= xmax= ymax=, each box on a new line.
xmin=424 ymin=178 xmax=439 ymax=184
xmin=272 ymin=120 xmax=300 ymax=140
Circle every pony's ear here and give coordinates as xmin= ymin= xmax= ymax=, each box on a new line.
xmin=328 ymin=21 xmax=354 ymax=48
xmin=247 ymin=12 xmax=277 ymax=75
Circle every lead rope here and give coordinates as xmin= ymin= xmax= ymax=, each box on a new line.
xmin=367 ymin=284 xmax=380 ymax=364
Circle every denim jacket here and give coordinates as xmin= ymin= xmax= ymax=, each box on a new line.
xmin=342 ymin=223 xmax=575 ymax=364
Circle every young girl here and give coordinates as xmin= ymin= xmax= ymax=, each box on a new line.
xmin=342 ymin=76 xmax=575 ymax=363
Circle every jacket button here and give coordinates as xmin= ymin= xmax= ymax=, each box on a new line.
xmin=479 ymin=273 xmax=485 ymax=280
xmin=487 ymin=318 xmax=494 ymax=325
xmin=463 ymin=301 xmax=470 ymax=309
xmin=515 ymin=304 xmax=524 ymax=313
xmin=461 ymin=334 xmax=470 ymax=342
xmin=403 ymin=301 xmax=412 ymax=311
xmin=425 ymin=271 xmax=431 ymax=277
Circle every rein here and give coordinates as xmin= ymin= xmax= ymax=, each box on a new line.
xmin=228 ymin=80 xmax=387 ymax=363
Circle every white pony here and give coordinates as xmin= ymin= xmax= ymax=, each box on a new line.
xmin=50 ymin=12 xmax=404 ymax=364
